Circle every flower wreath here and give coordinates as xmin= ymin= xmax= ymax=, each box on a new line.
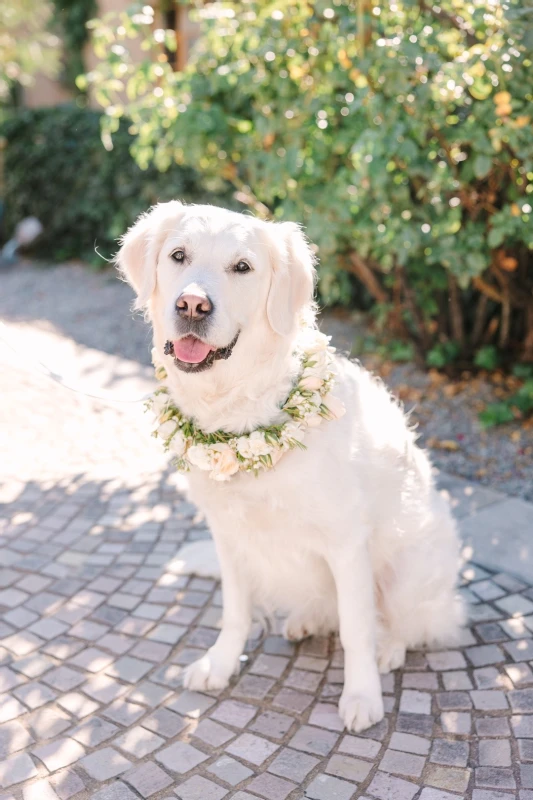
xmin=147 ymin=328 xmax=345 ymax=481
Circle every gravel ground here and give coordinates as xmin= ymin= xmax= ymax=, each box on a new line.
xmin=2 ymin=260 xmax=532 ymax=501
xmin=327 ymin=314 xmax=533 ymax=501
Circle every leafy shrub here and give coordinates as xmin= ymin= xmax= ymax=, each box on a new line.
xmin=426 ymin=341 xmax=461 ymax=369
xmin=1 ymin=105 xmax=233 ymax=263
xmin=474 ymin=344 xmax=500 ymax=371
xmin=0 ymin=0 xmax=60 ymax=105
xmin=51 ymin=0 xmax=98 ymax=91
xmin=480 ymin=379 xmax=533 ymax=427
xmin=88 ymin=0 xmax=533 ymax=365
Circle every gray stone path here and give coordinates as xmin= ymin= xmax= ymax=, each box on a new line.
xmin=2 ymin=268 xmax=533 ymax=798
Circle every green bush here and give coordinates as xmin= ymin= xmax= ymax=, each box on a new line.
xmin=1 ymin=105 xmax=233 ymax=263
xmin=88 ymin=0 xmax=533 ymax=365
xmin=50 ymin=0 xmax=98 ymax=91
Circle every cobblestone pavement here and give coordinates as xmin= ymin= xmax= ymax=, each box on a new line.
xmin=3 ymin=264 xmax=533 ymax=798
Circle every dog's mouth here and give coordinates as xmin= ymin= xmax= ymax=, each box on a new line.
xmin=164 ymin=333 xmax=240 ymax=373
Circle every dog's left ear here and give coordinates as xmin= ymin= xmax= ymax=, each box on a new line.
xmin=267 ymin=222 xmax=316 ymax=336
xmin=117 ymin=201 xmax=183 ymax=309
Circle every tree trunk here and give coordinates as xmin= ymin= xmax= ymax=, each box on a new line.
xmin=471 ymin=293 xmax=489 ymax=347
xmin=448 ymin=276 xmax=465 ymax=348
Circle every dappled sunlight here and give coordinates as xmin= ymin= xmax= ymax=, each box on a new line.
xmin=0 ymin=264 xmax=149 ymax=366
xmin=506 ymin=617 xmax=529 ymax=636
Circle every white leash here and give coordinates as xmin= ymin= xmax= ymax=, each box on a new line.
xmin=0 ymin=321 xmax=151 ymax=405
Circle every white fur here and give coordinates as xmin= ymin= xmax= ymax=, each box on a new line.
xmin=118 ymin=202 xmax=465 ymax=733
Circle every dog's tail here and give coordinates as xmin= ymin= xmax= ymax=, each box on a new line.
xmin=170 ymin=539 xmax=221 ymax=580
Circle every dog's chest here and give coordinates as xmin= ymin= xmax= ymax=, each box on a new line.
xmin=191 ymin=471 xmax=296 ymax=526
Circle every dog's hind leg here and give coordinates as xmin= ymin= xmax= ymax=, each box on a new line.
xmin=375 ymin=517 xmax=465 ymax=674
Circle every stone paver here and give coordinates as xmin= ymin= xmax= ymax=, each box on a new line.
xmin=3 ymin=264 xmax=533 ymax=799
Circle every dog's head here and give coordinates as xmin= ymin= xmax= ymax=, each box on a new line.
xmin=117 ymin=202 xmax=316 ymax=374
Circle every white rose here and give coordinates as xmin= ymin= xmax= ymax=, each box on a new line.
xmin=281 ymin=421 xmax=305 ymax=445
xmin=187 ymin=444 xmax=212 ymax=471
xmin=248 ymin=431 xmax=271 ymax=457
xmin=300 ymin=330 xmax=329 ymax=354
xmin=310 ymin=392 xmax=323 ymax=408
xmin=209 ymin=444 xmax=239 ymax=480
xmin=236 ymin=436 xmax=254 ymax=459
xmin=286 ymin=391 xmax=306 ymax=410
xmin=158 ymin=420 xmax=178 ymax=440
xmin=305 ymin=349 xmax=328 ymax=372
xmin=169 ymin=430 xmax=186 ymax=456
xmin=322 ymin=393 xmax=346 ymax=420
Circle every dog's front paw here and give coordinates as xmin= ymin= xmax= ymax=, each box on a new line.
xmin=339 ymin=687 xmax=384 ymax=733
xmin=183 ymin=651 xmax=239 ymax=692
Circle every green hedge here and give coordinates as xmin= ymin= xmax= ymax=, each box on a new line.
xmin=88 ymin=0 xmax=533 ymax=366
xmin=1 ymin=105 xmax=232 ymax=263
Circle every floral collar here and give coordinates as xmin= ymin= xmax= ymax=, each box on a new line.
xmin=147 ymin=328 xmax=345 ymax=481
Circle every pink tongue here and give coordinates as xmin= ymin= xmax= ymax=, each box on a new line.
xmin=173 ymin=336 xmax=213 ymax=364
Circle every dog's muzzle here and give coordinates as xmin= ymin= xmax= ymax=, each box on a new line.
xmin=164 ymin=332 xmax=240 ymax=374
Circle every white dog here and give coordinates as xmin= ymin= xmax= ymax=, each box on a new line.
xmin=118 ymin=201 xmax=464 ymax=733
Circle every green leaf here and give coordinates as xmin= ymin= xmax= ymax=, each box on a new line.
xmin=479 ymin=402 xmax=516 ymax=428
xmin=465 ymin=251 xmax=488 ymax=275
xmin=512 ymin=364 xmax=533 ymax=379
xmin=487 ymin=228 xmax=505 ymax=248
xmin=474 ymin=346 xmax=500 ymax=371
xmin=473 ymin=154 xmax=492 ymax=180
xmin=426 ymin=342 xmax=460 ymax=368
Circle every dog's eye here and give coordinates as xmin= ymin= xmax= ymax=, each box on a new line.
xmin=171 ymin=250 xmax=185 ymax=263
xmin=234 ymin=260 xmax=251 ymax=274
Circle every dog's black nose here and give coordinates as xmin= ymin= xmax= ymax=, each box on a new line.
xmin=176 ymin=291 xmax=213 ymax=320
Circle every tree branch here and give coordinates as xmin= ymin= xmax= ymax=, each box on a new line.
xmin=473 ymin=276 xmax=504 ymax=304
xmin=523 ymin=303 xmax=533 ymax=362
xmin=346 ymin=252 xmax=389 ymax=304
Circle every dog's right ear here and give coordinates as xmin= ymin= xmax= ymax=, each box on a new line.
xmin=116 ymin=201 xmax=183 ymax=309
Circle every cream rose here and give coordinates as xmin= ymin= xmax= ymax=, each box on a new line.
xmin=299 ymin=373 xmax=324 ymax=391
xmin=323 ymin=393 xmax=346 ymax=420
xmin=158 ymin=420 xmax=178 ymax=440
xmin=209 ymin=444 xmax=239 ymax=481
xmin=187 ymin=444 xmax=212 ymax=471
xmin=169 ymin=430 xmax=186 ymax=456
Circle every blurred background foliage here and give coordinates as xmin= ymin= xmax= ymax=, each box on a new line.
xmin=50 ymin=0 xmax=98 ymax=91
xmin=85 ymin=0 xmax=533 ymax=369
xmin=1 ymin=105 xmax=233 ymax=263
xmin=2 ymin=0 xmax=533 ymax=374
xmin=0 ymin=0 xmax=61 ymax=106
